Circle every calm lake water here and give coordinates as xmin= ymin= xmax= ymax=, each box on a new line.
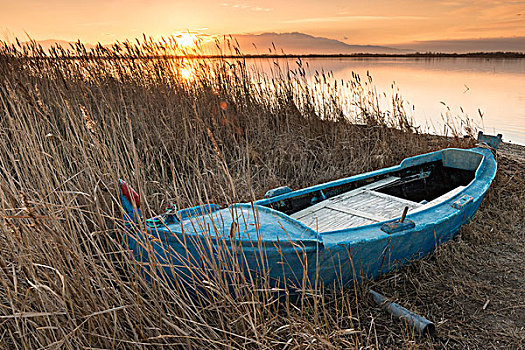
xmin=248 ymin=57 xmax=525 ymax=145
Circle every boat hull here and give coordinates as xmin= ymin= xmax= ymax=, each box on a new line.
xmin=124 ymin=146 xmax=497 ymax=289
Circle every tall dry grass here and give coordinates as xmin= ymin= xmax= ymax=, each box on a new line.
xmin=0 ymin=38 xmax=475 ymax=348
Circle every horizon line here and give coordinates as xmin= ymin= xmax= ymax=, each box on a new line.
xmin=9 ymin=52 xmax=525 ymax=59
xmin=4 ymin=32 xmax=525 ymax=48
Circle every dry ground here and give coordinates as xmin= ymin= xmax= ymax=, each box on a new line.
xmin=359 ymin=142 xmax=525 ymax=349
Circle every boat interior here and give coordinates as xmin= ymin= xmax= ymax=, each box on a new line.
xmin=263 ymin=149 xmax=483 ymax=232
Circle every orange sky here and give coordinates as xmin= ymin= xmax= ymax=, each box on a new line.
xmin=1 ymin=0 xmax=524 ymax=45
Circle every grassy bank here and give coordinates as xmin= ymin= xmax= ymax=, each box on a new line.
xmin=0 ymin=40 xmax=522 ymax=349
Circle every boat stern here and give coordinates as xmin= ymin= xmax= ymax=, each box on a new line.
xmin=477 ymin=131 xmax=503 ymax=150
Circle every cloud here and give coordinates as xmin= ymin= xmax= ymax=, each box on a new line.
xmin=221 ymin=2 xmax=271 ymax=12
xmin=281 ymin=15 xmax=427 ymax=24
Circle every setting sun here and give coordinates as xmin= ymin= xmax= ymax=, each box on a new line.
xmin=174 ymin=33 xmax=198 ymax=48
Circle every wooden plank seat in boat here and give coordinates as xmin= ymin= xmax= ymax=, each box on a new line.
xmin=291 ymin=176 xmax=423 ymax=232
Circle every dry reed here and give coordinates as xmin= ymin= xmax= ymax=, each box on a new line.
xmin=0 ymin=38 xmax=520 ymax=349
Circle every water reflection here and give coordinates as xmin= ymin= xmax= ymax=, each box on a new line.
xmin=179 ymin=66 xmax=194 ymax=80
xmin=248 ymin=57 xmax=525 ymax=144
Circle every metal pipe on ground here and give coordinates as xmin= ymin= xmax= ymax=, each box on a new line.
xmin=369 ymin=289 xmax=436 ymax=337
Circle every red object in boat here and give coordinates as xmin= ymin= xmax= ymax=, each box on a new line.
xmin=119 ymin=180 xmax=140 ymax=207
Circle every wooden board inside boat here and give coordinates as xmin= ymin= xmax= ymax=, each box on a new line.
xmin=291 ymin=176 xmax=423 ymax=232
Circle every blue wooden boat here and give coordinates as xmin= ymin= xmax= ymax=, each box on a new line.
xmin=120 ymin=132 xmax=501 ymax=289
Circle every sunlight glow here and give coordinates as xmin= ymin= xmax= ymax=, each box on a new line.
xmin=179 ymin=66 xmax=194 ymax=80
xmin=174 ymin=33 xmax=198 ymax=48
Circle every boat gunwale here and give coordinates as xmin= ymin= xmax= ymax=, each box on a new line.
xmin=256 ymin=147 xmax=486 ymax=207
xmin=319 ymin=146 xmax=496 ymax=245
xmin=142 ymin=146 xmax=495 ymax=248
xmin=255 ymin=147 xmax=495 ymax=239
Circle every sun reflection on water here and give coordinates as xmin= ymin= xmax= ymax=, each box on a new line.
xmin=179 ymin=66 xmax=194 ymax=80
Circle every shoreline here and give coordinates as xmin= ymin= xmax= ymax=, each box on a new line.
xmin=187 ymin=52 xmax=525 ymax=59
xmin=15 ymin=52 xmax=525 ymax=60
xmin=499 ymin=142 xmax=525 ymax=163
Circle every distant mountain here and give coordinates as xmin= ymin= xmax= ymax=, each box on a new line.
xmin=26 ymin=32 xmax=525 ymax=55
xmin=223 ymin=32 xmax=406 ymax=55
xmin=23 ymin=34 xmax=523 ymax=56
xmin=392 ymin=37 xmax=525 ymax=53
xmin=21 ymin=34 xmax=405 ymax=55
